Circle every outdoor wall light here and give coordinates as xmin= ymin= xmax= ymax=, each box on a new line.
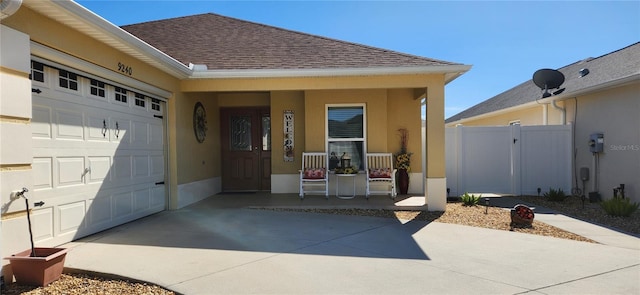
xmin=484 ymin=198 xmax=490 ymax=214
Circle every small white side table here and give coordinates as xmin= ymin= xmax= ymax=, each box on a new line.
xmin=336 ymin=174 xmax=356 ymax=199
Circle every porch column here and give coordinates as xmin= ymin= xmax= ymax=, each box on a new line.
xmin=425 ymin=86 xmax=447 ymax=211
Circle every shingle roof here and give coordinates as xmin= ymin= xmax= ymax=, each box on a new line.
xmin=122 ymin=13 xmax=460 ymax=71
xmin=446 ymin=42 xmax=640 ymax=123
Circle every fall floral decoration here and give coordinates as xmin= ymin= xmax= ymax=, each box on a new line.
xmin=394 ymin=128 xmax=412 ymax=171
xmin=334 ymin=166 xmax=358 ymax=174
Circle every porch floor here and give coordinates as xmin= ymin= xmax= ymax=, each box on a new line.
xmin=203 ymin=192 xmax=428 ymax=210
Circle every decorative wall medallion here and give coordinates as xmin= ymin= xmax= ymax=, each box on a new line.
xmin=193 ymin=102 xmax=207 ymax=143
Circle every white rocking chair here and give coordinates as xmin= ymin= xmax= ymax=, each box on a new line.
xmin=299 ymin=152 xmax=329 ymax=199
xmin=365 ymin=153 xmax=397 ymax=199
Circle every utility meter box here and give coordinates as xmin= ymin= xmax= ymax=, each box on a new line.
xmin=589 ymin=133 xmax=604 ymax=153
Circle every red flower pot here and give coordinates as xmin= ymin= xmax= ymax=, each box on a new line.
xmin=510 ymin=204 xmax=535 ymax=227
xmin=5 ymin=247 xmax=69 ymax=286
xmin=397 ymin=168 xmax=409 ymax=195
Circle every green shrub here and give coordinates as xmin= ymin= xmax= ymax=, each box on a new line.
xmin=543 ymin=188 xmax=567 ymax=202
xmin=601 ymin=197 xmax=639 ymax=217
xmin=460 ymin=192 xmax=481 ymax=206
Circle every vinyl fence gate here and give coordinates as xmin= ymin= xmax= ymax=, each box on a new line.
xmin=445 ymin=125 xmax=573 ymax=197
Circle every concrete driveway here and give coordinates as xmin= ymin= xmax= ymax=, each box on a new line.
xmin=63 ymin=194 xmax=640 ymax=294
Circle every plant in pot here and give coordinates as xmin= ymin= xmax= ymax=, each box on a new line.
xmin=4 ymin=188 xmax=69 ymax=287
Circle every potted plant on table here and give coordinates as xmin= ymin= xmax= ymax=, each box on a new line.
xmin=4 ymin=188 xmax=69 ymax=287
xmin=394 ymin=128 xmax=412 ymax=195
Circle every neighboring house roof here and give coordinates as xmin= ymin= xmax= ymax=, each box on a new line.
xmin=122 ymin=13 xmax=460 ymax=71
xmin=446 ymin=42 xmax=640 ymax=123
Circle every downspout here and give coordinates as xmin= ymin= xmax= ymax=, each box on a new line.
xmin=0 ymin=0 xmax=22 ymax=20
xmin=551 ymin=99 xmax=566 ymax=125
xmin=542 ymin=104 xmax=548 ymax=125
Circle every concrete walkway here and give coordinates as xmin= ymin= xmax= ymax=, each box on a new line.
xmin=62 ymin=194 xmax=640 ymax=294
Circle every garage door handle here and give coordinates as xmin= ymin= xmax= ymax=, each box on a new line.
xmin=115 ymin=122 xmax=120 ymax=139
xmin=102 ymin=120 xmax=107 ymax=138
xmin=155 ymin=181 xmax=165 ymax=185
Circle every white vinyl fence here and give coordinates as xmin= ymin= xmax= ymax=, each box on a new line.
xmin=446 ymin=125 xmax=573 ymax=197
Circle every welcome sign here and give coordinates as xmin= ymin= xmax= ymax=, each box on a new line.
xmin=284 ymin=110 xmax=294 ymax=162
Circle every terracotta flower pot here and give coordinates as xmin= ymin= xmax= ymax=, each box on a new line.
xmin=5 ymin=247 xmax=69 ymax=286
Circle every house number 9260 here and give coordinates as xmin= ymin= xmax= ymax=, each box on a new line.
xmin=117 ymin=62 xmax=133 ymax=76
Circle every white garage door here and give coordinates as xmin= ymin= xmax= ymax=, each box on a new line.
xmin=29 ymin=59 xmax=166 ymax=247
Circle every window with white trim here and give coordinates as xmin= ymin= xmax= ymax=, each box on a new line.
xmin=90 ymin=79 xmax=106 ymax=98
xmin=115 ymin=86 xmax=128 ymax=104
xmin=326 ymin=104 xmax=366 ymax=171
xmin=150 ymin=98 xmax=161 ymax=112
xmin=58 ymin=69 xmax=78 ymax=91
xmin=134 ymin=93 xmax=146 ymax=108
xmin=30 ymin=61 xmax=45 ymax=82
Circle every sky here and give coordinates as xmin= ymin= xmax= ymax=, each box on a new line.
xmin=76 ymin=0 xmax=640 ymax=119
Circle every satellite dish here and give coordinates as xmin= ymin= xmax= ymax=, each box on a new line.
xmin=533 ymin=69 xmax=565 ymax=98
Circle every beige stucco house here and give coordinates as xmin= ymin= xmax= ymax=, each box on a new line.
xmin=446 ymin=43 xmax=639 ymax=203
xmin=1 ymin=0 xmax=470 ymax=273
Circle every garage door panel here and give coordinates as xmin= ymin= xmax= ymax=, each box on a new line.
xmin=113 ymin=155 xmax=132 ymax=181
xmin=57 ymin=157 xmax=85 ymax=187
xmin=88 ymin=156 xmax=111 ymax=183
xmin=151 ymin=155 xmax=164 ymax=177
xmin=58 ymin=201 xmax=86 ymax=235
xmin=32 ymin=105 xmax=52 ymax=139
xmin=132 ymin=120 xmax=149 ymax=146
xmin=111 ymin=117 xmax=130 ymax=144
xmin=133 ymin=155 xmax=150 ymax=177
xmin=33 ymin=157 xmax=53 ymax=190
xmin=134 ymin=188 xmax=150 ymax=211
xmin=151 ymin=186 xmax=164 ymax=208
xmin=150 ymin=123 xmax=163 ymax=146
xmin=87 ymin=116 xmax=110 ymax=142
xmin=113 ymin=191 xmax=133 ymax=218
xmin=87 ymin=195 xmax=112 ymax=227
xmin=32 ymin=207 xmax=54 ymax=243
xmin=56 ymin=109 xmax=85 ymax=140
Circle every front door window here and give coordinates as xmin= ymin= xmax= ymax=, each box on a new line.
xmin=230 ymin=115 xmax=252 ymax=151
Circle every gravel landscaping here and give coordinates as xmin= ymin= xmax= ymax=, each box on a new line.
xmin=515 ymin=195 xmax=640 ymax=235
xmin=3 ymin=195 xmax=638 ymax=294
xmin=2 ymin=272 xmax=176 ymax=295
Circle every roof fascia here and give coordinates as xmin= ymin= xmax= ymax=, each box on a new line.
xmin=190 ymin=64 xmax=471 ymax=81
xmin=538 ymin=73 xmax=640 ymax=104
xmin=23 ymin=0 xmax=192 ymax=78
xmin=446 ymin=100 xmax=542 ymax=126
xmin=447 ymin=73 xmax=640 ymax=126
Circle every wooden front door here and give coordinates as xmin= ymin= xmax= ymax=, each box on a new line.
xmin=220 ymin=107 xmax=271 ymax=191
